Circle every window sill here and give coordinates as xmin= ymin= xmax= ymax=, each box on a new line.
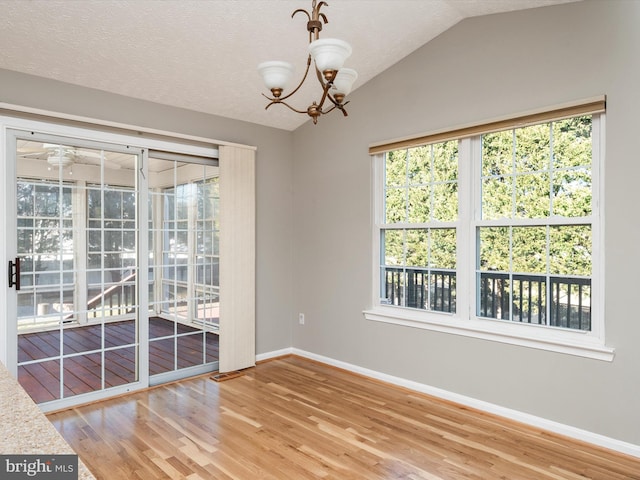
xmin=363 ymin=306 xmax=615 ymax=362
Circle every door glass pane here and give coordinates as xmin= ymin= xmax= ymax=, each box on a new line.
xmin=15 ymin=136 xmax=139 ymax=405
xmin=148 ymin=157 xmax=220 ymax=378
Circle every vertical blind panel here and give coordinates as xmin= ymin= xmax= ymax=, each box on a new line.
xmin=218 ymin=145 xmax=256 ymax=373
xmin=369 ymin=96 xmax=606 ymax=155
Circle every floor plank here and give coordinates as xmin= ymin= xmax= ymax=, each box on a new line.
xmin=48 ymin=356 xmax=640 ymax=480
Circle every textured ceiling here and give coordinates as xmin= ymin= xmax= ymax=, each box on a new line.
xmin=0 ymin=0 xmax=578 ymax=131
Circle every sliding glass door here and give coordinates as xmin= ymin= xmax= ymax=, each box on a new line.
xmin=12 ymin=132 xmax=141 ymax=405
xmin=147 ymin=154 xmax=220 ymax=384
xmin=5 ymin=126 xmax=220 ymax=410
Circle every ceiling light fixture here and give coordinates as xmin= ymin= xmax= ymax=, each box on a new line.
xmin=46 ymin=145 xmax=75 ymax=168
xmin=258 ymin=0 xmax=357 ymax=125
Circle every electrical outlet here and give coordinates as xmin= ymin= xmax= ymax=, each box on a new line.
xmin=298 ymin=313 xmax=305 ymax=325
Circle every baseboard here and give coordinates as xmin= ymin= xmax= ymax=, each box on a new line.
xmin=254 ymin=347 xmax=640 ymax=459
xmin=256 ymin=347 xmax=294 ymax=363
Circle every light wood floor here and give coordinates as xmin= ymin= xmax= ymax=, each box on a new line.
xmin=47 ymin=356 xmax=640 ymax=480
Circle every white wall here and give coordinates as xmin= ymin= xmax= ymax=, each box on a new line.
xmin=292 ymin=0 xmax=640 ymax=445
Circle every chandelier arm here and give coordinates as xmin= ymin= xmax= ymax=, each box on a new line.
xmin=276 ymin=55 xmax=313 ymax=103
xmin=313 ymin=67 xmax=337 ymax=111
xmin=321 ymin=104 xmax=337 ymax=115
xmin=339 ymin=101 xmax=350 ymax=117
xmin=262 ymin=97 xmax=308 ymax=115
xmin=325 ymin=91 xmax=341 ymax=108
xmin=325 ymin=100 xmax=350 ymax=117
xmin=276 ymin=101 xmax=310 ymax=115
xmin=292 ymin=8 xmax=311 ymax=21
xmin=317 ymin=84 xmax=332 ymax=111
xmin=316 ymin=2 xmax=329 ymax=17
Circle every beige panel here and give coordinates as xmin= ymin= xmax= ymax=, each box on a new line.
xmin=219 ymin=145 xmax=256 ymax=373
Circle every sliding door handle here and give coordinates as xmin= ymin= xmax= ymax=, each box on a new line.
xmin=8 ymin=257 xmax=20 ymax=291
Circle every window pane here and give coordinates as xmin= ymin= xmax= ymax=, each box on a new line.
xmin=550 ymin=279 xmax=591 ymax=330
xmin=407 ymin=186 xmax=430 ymax=223
xmin=34 ymin=185 xmax=61 ymax=217
xmin=385 ymin=188 xmax=405 ymax=224
xmin=407 ymin=146 xmax=430 ymax=185
xmin=406 ymin=229 xmax=427 ymax=267
xmin=482 ymin=176 xmax=512 ymax=220
xmin=385 ymin=149 xmax=407 ymax=186
xmin=549 ymin=225 xmax=591 ymax=276
xmin=431 ymin=228 xmax=456 ymax=270
xmin=478 ymin=272 xmax=511 ymax=320
xmin=433 ymin=183 xmax=457 ymax=222
xmin=104 ymin=230 xmax=122 ymax=251
xmin=383 ymin=230 xmax=403 ymax=266
xmin=515 ymin=173 xmax=550 ymax=218
xmin=512 ymin=226 xmax=546 ymax=274
xmin=512 ymin=275 xmax=546 ymax=325
xmin=553 ymin=116 xmax=592 ymax=169
xmin=432 ymin=141 xmax=458 ymax=182
xmin=552 ymin=167 xmax=591 ymax=217
xmin=382 ymin=267 xmax=405 ymax=307
xmin=34 ymin=229 xmax=60 ymax=254
xmin=479 ymin=227 xmax=509 ymax=272
xmin=122 ymin=192 xmax=136 ymax=219
xmin=123 ymin=230 xmax=136 ymax=250
xmin=482 ymin=131 xmax=513 ymax=177
xmin=515 ymin=123 xmax=550 ymax=173
xmin=17 ymin=183 xmax=34 ymax=217
xmin=104 ymin=191 xmax=122 ymax=218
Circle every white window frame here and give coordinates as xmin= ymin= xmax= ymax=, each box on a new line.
xmin=364 ymin=114 xmax=613 ymax=361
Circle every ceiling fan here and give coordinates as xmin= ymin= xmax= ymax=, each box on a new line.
xmin=18 ymin=143 xmax=121 ymax=169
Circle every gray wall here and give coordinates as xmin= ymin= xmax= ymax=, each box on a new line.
xmin=292 ymin=0 xmax=640 ymax=444
xmin=0 ymin=68 xmax=295 ymax=356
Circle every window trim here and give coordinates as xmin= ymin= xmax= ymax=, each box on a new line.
xmin=366 ymin=105 xmax=613 ymax=362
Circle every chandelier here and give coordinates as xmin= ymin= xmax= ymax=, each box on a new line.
xmin=258 ymin=1 xmax=358 ymax=125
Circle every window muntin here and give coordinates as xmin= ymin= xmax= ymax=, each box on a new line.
xmin=381 ymin=141 xmax=458 ymax=312
xmin=377 ymin=114 xmax=598 ymax=335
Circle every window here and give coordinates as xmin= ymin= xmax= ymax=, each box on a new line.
xmin=367 ymin=100 xmax=612 ymax=360
xmin=381 ymin=142 xmax=458 ymax=313
xmin=478 ymin=117 xmax=593 ymax=330
xmin=160 ymin=176 xmax=220 ymax=328
xmin=16 ymin=180 xmax=74 ymax=328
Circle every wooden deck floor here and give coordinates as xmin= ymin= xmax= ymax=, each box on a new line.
xmin=18 ymin=317 xmax=219 ymax=404
xmin=48 ymin=356 xmax=640 ymax=480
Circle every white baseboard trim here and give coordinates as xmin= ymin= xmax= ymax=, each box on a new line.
xmin=256 ymin=347 xmax=294 ymax=363
xmin=255 ymin=347 xmax=640 ymax=459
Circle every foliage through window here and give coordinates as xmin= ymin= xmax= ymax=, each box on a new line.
xmin=381 ymin=141 xmax=458 ymax=313
xmin=478 ymin=117 xmax=593 ymax=330
xmin=378 ymin=114 xmax=599 ymax=334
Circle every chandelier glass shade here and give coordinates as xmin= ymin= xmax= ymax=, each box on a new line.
xmin=257 ymin=61 xmax=295 ymax=91
xmin=258 ymin=0 xmax=358 ymax=124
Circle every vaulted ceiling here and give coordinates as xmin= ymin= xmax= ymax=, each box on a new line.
xmin=0 ymin=0 xmax=578 ymax=131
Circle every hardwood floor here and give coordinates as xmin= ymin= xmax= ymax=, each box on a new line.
xmin=46 ymin=356 xmax=640 ymax=480
xmin=19 ymin=318 xmax=219 ymax=403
